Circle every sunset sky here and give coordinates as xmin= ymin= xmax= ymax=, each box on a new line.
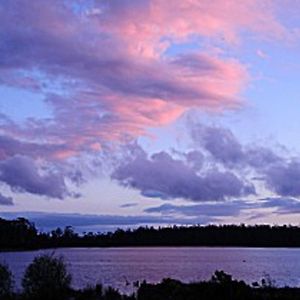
xmin=1 ymin=0 xmax=300 ymax=231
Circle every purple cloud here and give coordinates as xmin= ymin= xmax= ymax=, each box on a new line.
xmin=0 ymin=155 xmax=68 ymax=199
xmin=146 ymin=198 xmax=300 ymax=219
xmin=190 ymin=123 xmax=299 ymax=198
xmin=191 ymin=124 xmax=282 ymax=169
xmin=112 ymin=146 xmax=255 ymax=201
xmin=261 ymin=197 xmax=300 ymax=214
xmin=191 ymin=124 xmax=245 ymax=167
xmin=1 ymin=0 xmax=267 ymax=162
xmin=185 ymin=150 xmax=204 ymax=171
xmin=0 ymin=134 xmax=73 ymax=161
xmin=144 ymin=201 xmax=254 ymax=217
xmin=264 ymin=161 xmax=300 ymax=197
xmin=112 ymin=124 xmax=300 ymax=203
xmin=0 ymin=192 xmax=13 ymax=206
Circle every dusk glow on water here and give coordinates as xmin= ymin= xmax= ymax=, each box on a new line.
xmin=2 ymin=247 xmax=300 ymax=292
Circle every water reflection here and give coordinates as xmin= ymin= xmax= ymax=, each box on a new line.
xmin=1 ymin=247 xmax=300 ymax=293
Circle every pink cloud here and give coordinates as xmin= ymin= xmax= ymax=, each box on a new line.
xmin=95 ymin=0 xmax=286 ymax=56
xmin=0 ymin=0 xmax=291 ymax=163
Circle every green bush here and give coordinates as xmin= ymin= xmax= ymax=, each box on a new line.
xmin=22 ymin=254 xmax=71 ymax=300
xmin=0 ymin=262 xmax=13 ymax=299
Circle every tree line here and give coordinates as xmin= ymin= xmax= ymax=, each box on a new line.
xmin=1 ymin=217 xmax=300 ymax=250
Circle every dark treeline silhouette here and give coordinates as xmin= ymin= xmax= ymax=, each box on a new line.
xmin=2 ymin=217 xmax=300 ymax=250
xmin=1 ymin=254 xmax=300 ymax=300
xmin=0 ymin=218 xmax=38 ymax=250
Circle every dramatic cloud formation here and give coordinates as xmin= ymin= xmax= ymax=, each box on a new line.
xmin=190 ymin=123 xmax=300 ymax=198
xmin=0 ymin=0 xmax=254 ymax=154
xmin=112 ymin=123 xmax=300 ymax=204
xmin=0 ymin=0 xmax=289 ymax=159
xmin=1 ymin=0 xmax=300 ymax=220
xmin=112 ymin=144 xmax=255 ymax=201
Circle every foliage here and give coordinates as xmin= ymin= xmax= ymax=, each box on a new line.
xmin=22 ymin=254 xmax=71 ymax=300
xmin=0 ymin=218 xmax=37 ymax=249
xmin=0 ymin=262 xmax=13 ymax=299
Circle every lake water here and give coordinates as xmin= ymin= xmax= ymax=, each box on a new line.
xmin=1 ymin=247 xmax=300 ymax=293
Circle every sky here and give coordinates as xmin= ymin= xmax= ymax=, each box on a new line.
xmin=1 ymin=0 xmax=300 ymax=232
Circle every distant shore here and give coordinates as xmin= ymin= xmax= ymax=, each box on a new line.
xmin=2 ymin=218 xmax=300 ymax=251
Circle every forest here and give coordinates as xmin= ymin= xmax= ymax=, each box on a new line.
xmin=1 ymin=217 xmax=300 ymax=250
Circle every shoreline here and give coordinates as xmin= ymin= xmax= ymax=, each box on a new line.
xmin=2 ymin=245 xmax=300 ymax=253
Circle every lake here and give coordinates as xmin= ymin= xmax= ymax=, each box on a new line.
xmin=1 ymin=247 xmax=300 ymax=293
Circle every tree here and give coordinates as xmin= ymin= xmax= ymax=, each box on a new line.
xmin=22 ymin=254 xmax=72 ymax=300
xmin=0 ymin=263 xmax=13 ymax=299
xmin=51 ymin=227 xmax=63 ymax=239
xmin=63 ymin=226 xmax=76 ymax=238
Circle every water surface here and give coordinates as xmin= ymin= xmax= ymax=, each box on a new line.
xmin=1 ymin=247 xmax=300 ymax=293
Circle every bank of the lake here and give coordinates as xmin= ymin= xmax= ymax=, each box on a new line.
xmin=3 ymin=218 xmax=300 ymax=250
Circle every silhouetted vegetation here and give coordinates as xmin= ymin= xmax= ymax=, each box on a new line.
xmin=0 ymin=218 xmax=37 ymax=250
xmin=0 ymin=262 xmax=13 ymax=300
xmin=22 ymin=254 xmax=71 ymax=300
xmin=2 ymin=218 xmax=300 ymax=250
xmin=1 ymin=255 xmax=300 ymax=300
xmin=135 ymin=271 xmax=300 ymax=300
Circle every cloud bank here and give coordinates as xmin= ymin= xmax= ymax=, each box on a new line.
xmin=112 ymin=146 xmax=255 ymax=202
xmin=0 ymin=0 xmax=298 ymax=208
xmin=112 ymin=123 xmax=300 ymax=205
